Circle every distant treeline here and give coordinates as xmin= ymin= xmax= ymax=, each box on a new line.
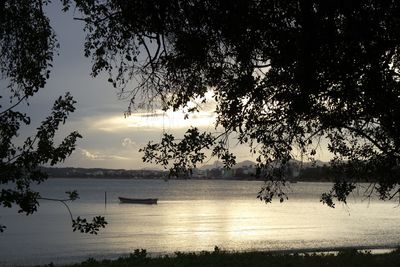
xmin=40 ymin=167 xmax=166 ymax=179
xmin=296 ymin=165 xmax=334 ymax=182
xmin=41 ymin=165 xmax=335 ymax=182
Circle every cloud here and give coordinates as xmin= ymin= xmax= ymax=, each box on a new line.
xmin=86 ymin=109 xmax=216 ymax=132
xmin=78 ymin=147 xmax=98 ymax=160
xmin=81 ymin=90 xmax=218 ymax=132
xmin=121 ymin=137 xmax=137 ymax=148
xmin=77 ymin=147 xmax=129 ymax=161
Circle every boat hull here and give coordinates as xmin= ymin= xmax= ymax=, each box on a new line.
xmin=118 ymin=197 xmax=158 ymax=204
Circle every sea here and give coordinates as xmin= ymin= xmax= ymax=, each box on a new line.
xmin=1 ymin=178 xmax=399 ymax=266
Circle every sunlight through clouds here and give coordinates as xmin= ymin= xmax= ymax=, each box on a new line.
xmin=87 ymin=90 xmax=217 ymax=132
xmin=90 ymin=109 xmax=216 ymax=132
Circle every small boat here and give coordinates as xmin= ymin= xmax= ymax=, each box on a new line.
xmin=118 ymin=197 xmax=158 ymax=204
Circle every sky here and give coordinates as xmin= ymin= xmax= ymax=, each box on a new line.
xmin=2 ymin=2 xmax=250 ymax=170
xmin=2 ymin=2 xmax=333 ymax=170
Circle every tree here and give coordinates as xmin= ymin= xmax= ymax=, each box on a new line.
xmin=71 ymin=0 xmax=400 ymax=207
xmin=0 ymin=1 xmax=106 ymax=233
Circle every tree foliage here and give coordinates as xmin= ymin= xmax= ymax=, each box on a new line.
xmin=0 ymin=1 xmax=106 ymax=233
xmin=73 ymin=0 xmax=400 ymax=206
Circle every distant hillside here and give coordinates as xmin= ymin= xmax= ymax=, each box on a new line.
xmin=200 ymin=160 xmax=256 ymax=170
xmin=199 ymin=159 xmax=328 ymax=170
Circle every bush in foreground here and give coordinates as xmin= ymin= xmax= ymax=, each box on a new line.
xmin=40 ymin=247 xmax=400 ymax=267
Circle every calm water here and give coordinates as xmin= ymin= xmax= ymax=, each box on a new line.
xmin=1 ymin=179 xmax=400 ymax=265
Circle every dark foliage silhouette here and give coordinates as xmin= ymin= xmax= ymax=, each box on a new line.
xmin=0 ymin=1 xmax=106 ymax=233
xmin=72 ymin=0 xmax=400 ymax=206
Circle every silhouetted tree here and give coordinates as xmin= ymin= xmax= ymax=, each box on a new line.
xmin=71 ymin=0 xmax=400 ymax=207
xmin=0 ymin=1 xmax=106 ymax=233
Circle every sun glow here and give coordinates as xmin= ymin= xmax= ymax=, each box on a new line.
xmin=91 ymin=90 xmax=217 ymax=132
xmin=90 ymin=109 xmax=216 ymax=132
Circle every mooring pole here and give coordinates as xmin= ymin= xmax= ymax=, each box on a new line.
xmin=105 ymin=191 xmax=107 ymax=208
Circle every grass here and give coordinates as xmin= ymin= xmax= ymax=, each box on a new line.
xmin=41 ymin=247 xmax=400 ymax=267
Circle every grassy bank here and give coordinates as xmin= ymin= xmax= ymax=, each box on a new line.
xmin=47 ymin=247 xmax=400 ymax=267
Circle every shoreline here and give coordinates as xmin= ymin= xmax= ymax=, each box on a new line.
xmin=148 ymin=244 xmax=400 ymax=257
xmin=2 ymin=245 xmax=399 ymax=267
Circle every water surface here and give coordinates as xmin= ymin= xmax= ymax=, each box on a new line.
xmin=1 ymin=179 xmax=399 ymax=265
